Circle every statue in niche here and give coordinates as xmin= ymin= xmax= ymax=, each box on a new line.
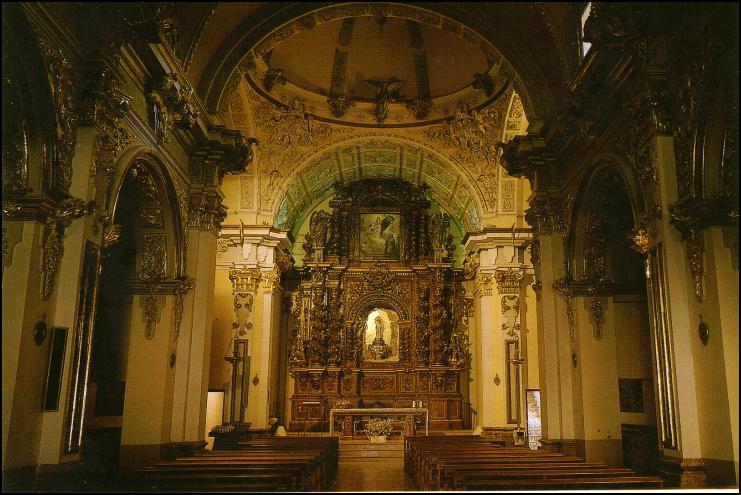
xmin=309 ymin=210 xmax=332 ymax=248
xmin=364 ymin=308 xmax=399 ymax=361
xmin=428 ymin=212 xmax=450 ymax=250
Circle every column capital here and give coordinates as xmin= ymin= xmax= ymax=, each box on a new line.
xmin=229 ymin=266 xmax=261 ymax=292
xmin=494 ymin=268 xmax=526 ymax=295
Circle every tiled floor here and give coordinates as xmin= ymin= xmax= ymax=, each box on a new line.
xmin=329 ymin=438 xmax=417 ymax=492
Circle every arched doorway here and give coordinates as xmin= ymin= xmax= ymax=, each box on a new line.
xmin=569 ymin=164 xmax=659 ymax=472
xmin=81 ymin=156 xmax=183 ymax=472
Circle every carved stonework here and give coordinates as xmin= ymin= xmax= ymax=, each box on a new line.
xmin=229 ymin=267 xmax=261 ymax=293
xmin=41 ymin=197 xmax=98 ymax=300
xmin=589 ymin=297 xmax=605 ymax=340
xmin=494 ymin=269 xmax=524 ymax=294
xmin=529 ymin=240 xmax=540 ymax=266
xmin=327 ymin=94 xmax=356 ymax=118
xmin=476 ymin=273 xmax=495 ymax=297
xmin=81 ymin=67 xmax=133 ymax=184
xmin=686 ymin=235 xmax=705 ymax=302
xmin=173 ymin=277 xmax=195 ymax=339
xmin=189 ymin=191 xmax=227 ymax=234
xmin=463 ymin=251 xmax=480 ymax=280
xmin=363 ymin=262 xmax=398 ymax=290
xmin=262 ymin=267 xmax=280 ymax=293
xmin=34 ymin=32 xmax=78 ymax=193
xmin=143 ymin=293 xmax=159 ymax=340
xmin=501 ymin=295 xmax=520 ymax=337
xmin=406 ymin=97 xmax=433 ymax=120
xmin=525 ymin=197 xmax=565 ymax=235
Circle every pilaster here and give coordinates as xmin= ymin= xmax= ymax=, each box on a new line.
xmin=464 ymin=228 xmax=533 ymax=428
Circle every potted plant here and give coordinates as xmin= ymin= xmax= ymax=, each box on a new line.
xmin=366 ymin=417 xmax=393 ymax=443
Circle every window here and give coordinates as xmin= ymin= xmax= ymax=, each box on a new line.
xmin=580 ymin=2 xmax=592 ymax=58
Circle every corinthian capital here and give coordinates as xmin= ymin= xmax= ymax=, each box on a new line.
xmin=494 ymin=268 xmax=525 ymax=294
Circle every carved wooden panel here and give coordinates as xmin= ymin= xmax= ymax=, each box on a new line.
xmin=430 ymin=399 xmax=447 ymax=419
xmin=362 ymin=374 xmax=396 ymax=394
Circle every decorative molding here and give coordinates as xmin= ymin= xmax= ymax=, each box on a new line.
xmin=494 ymin=268 xmax=525 ymax=294
xmin=229 ymin=267 xmax=261 ymax=293
xmin=686 ymin=235 xmax=704 ymax=302
xmin=589 ymin=297 xmax=605 ymax=340
xmin=34 ymin=32 xmax=78 ymax=193
xmin=41 ymin=198 xmax=97 ymax=300
xmin=173 ymin=277 xmax=195 ymax=340
xmin=327 ymin=94 xmax=356 ymax=118
xmin=188 ymin=190 xmax=227 ymax=234
xmin=475 ymin=272 xmax=495 ymax=297
xmin=82 ymin=67 xmax=133 ymax=185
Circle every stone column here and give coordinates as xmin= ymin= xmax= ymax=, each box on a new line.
xmin=464 ymin=228 xmax=532 ymax=429
xmin=219 ymin=225 xmax=291 ymax=428
xmin=168 ymin=187 xmax=223 ymax=450
xmin=526 ymin=196 xmax=581 ymax=448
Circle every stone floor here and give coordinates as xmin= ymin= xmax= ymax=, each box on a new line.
xmin=329 ymin=437 xmax=416 ymax=492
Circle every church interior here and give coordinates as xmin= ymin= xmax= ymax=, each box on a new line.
xmin=2 ymin=2 xmax=738 ymax=492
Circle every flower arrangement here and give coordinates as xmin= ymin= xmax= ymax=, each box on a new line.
xmin=365 ymin=417 xmax=394 ymax=437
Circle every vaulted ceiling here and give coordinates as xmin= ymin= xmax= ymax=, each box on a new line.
xmin=165 ymin=2 xmax=567 ymax=232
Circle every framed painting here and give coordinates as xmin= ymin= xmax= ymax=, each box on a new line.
xmin=619 ymin=378 xmax=645 ymax=413
xmin=359 ymin=213 xmax=401 ymax=259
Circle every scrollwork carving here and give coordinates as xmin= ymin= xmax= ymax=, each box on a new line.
xmin=41 ymin=198 xmax=97 ymax=300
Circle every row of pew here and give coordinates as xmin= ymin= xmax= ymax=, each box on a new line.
xmin=405 ymin=436 xmax=665 ymax=491
xmin=135 ymin=437 xmax=338 ymax=492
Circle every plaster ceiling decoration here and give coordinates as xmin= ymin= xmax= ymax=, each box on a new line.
xmin=237 ymin=2 xmax=518 ymax=127
xmin=273 ymin=137 xmax=483 ymax=235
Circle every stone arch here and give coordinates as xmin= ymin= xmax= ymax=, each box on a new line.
xmin=197 ymin=3 xmax=556 ymax=123
xmin=106 ymin=152 xmax=186 ymax=279
xmin=348 ymin=291 xmax=411 ymax=322
xmin=567 ymin=158 xmax=644 ymax=287
xmin=2 ymin=4 xmax=61 ymax=198
xmin=272 ymin=134 xmax=486 ymax=234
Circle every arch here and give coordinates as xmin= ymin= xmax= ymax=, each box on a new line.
xmin=567 ymin=158 xmax=644 ymax=287
xmin=2 ymin=4 xmax=59 ymax=198
xmin=106 ymin=151 xmax=186 ymax=279
xmin=347 ymin=291 xmax=411 ymax=322
xmin=197 ymin=3 xmax=557 ymax=123
xmin=272 ymin=134 xmax=486 ymax=234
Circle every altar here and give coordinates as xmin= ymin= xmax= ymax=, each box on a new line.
xmin=329 ymin=407 xmax=429 ymax=437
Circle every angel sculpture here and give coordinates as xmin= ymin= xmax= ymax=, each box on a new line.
xmin=363 ymin=77 xmax=405 ymax=124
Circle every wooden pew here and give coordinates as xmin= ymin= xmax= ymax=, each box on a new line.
xmin=136 ymin=437 xmax=338 ymax=492
xmin=405 ymin=436 xmax=664 ymax=491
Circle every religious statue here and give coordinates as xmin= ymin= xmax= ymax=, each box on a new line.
xmin=309 ymin=210 xmax=331 ymax=248
xmin=428 ymin=212 xmax=450 ymax=250
xmin=367 ymin=312 xmax=392 ymax=360
xmin=363 ymin=77 xmax=405 ymax=124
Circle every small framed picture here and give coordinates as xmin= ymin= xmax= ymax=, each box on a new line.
xmin=618 ymin=378 xmax=645 ymax=413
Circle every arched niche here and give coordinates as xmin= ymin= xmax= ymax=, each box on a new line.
xmin=347 ymin=293 xmax=411 ymax=367
xmin=567 ymin=161 xmax=645 ymax=290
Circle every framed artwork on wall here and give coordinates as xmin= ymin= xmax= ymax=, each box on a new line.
xmin=618 ymin=378 xmax=645 ymax=413
xmin=359 ymin=213 xmax=401 ymax=259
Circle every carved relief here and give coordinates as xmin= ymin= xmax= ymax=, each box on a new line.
xmin=686 ymin=235 xmax=704 ymax=302
xmin=41 ymin=198 xmax=98 ymax=300
xmin=501 ymin=295 xmax=520 ymax=337
xmin=173 ymin=277 xmax=195 ymax=340
xmin=589 ymin=297 xmax=605 ymax=340
xmin=495 ymin=269 xmax=524 ymax=294
xmin=34 ymin=33 xmax=78 ymax=193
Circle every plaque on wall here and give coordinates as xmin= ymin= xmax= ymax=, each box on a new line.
xmin=359 ymin=213 xmax=400 ymax=259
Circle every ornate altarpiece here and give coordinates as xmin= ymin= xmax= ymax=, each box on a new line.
xmin=287 ymin=179 xmax=469 ymax=431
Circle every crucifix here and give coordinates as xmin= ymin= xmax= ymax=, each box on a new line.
xmin=224 ymin=339 xmax=247 ymax=423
